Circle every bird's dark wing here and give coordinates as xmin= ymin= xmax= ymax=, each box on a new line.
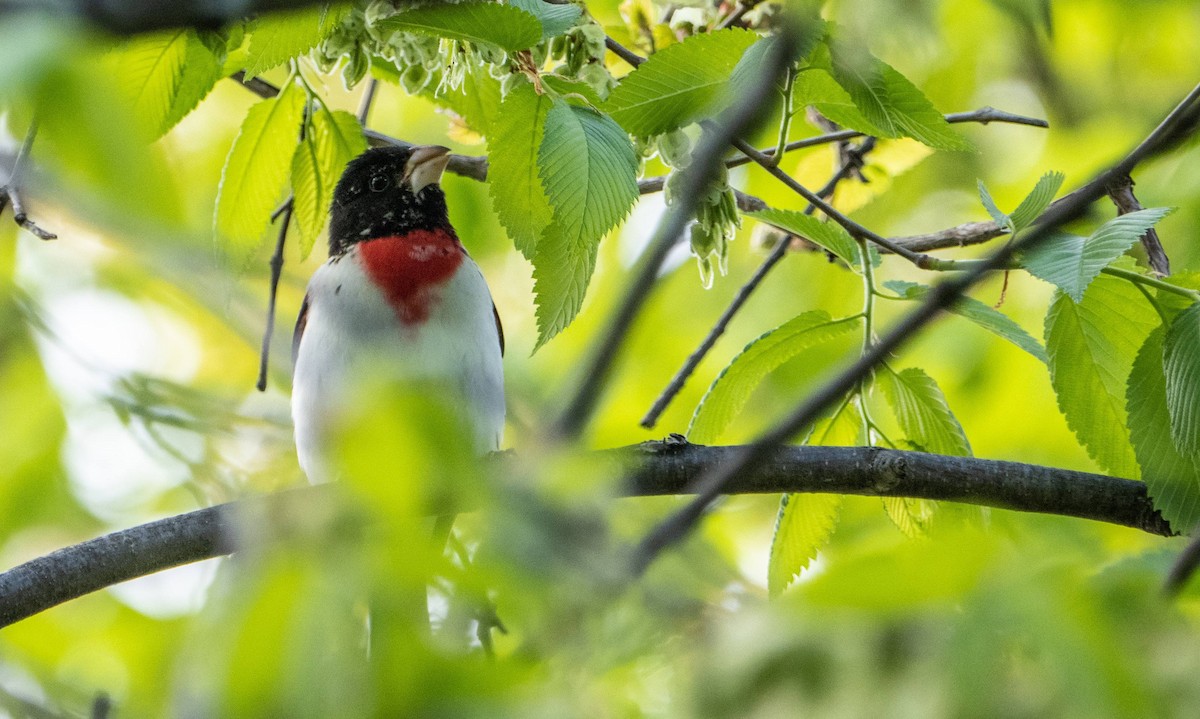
xmin=493 ymin=302 xmax=505 ymax=357
xmin=292 ymin=293 xmax=310 ymax=366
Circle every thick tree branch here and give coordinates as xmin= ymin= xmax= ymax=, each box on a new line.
xmin=0 ymin=444 xmax=1175 ymax=629
xmin=0 ymin=0 xmax=328 ymax=34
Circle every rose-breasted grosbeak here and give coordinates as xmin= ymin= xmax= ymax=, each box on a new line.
xmin=291 ymin=145 xmax=505 ymax=483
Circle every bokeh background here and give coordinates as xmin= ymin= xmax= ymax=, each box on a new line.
xmin=2 ymin=0 xmax=1200 ymax=716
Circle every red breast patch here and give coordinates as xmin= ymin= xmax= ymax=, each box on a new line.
xmin=356 ymin=229 xmax=464 ymax=325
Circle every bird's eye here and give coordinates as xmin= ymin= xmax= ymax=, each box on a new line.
xmin=369 ymin=175 xmax=390 ymax=192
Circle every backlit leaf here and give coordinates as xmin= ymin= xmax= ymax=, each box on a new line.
xmin=377 ymin=1 xmax=543 ymax=52
xmin=876 ymin=366 xmax=971 ymax=457
xmin=747 ymin=208 xmax=861 ymax=268
xmin=292 ymin=107 xmax=365 ymax=259
xmin=1163 ymin=303 xmax=1200 ymax=459
xmin=1044 ymin=273 xmax=1159 ymax=477
xmin=488 ymin=82 xmax=554 ymax=259
xmin=1009 ymin=170 xmax=1065 ymax=232
xmin=532 ymin=101 xmax=639 ymax=347
xmin=1128 ymin=327 xmax=1200 ymax=533
xmin=509 ymin=0 xmax=581 ymax=38
xmin=215 ymin=81 xmax=306 ymax=262
xmin=244 ymin=5 xmax=349 ymax=76
xmin=689 ymin=311 xmax=862 ymax=443
xmin=1020 ymin=207 xmax=1174 ymax=301
xmin=768 ymin=493 xmax=842 ymax=597
xmin=604 ymin=28 xmax=759 ymax=136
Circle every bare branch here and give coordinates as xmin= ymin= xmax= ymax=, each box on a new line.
xmin=1107 ymin=174 xmax=1170 ymax=276
xmin=0 ymin=443 xmax=1175 ymax=629
xmin=631 ymin=81 xmax=1200 ymax=577
xmin=0 ymin=120 xmax=56 ymax=240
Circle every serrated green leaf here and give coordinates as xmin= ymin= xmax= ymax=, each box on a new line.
xmin=883 ymin=280 xmax=1047 ymax=363
xmin=1009 ymin=170 xmax=1065 ymax=232
xmin=532 ymin=101 xmax=639 ymax=347
xmin=791 ymin=62 xmax=884 ymax=136
xmin=377 ymin=1 xmax=542 ymax=52
xmin=769 ymin=493 xmax=842 ymax=597
xmin=877 ymin=366 xmax=971 ymax=457
xmin=1044 ymin=274 xmax=1160 ymax=477
xmin=215 ymin=82 xmax=306 ymax=261
xmin=1163 ymin=303 xmax=1200 ymax=459
xmin=1021 ymin=207 xmax=1174 ymax=301
xmin=688 ymin=312 xmax=862 ymax=443
xmin=109 ymin=29 xmax=225 ymax=138
xmin=1128 ymin=327 xmax=1200 ymax=533
xmin=292 ymin=107 xmax=365 ymax=259
xmin=489 ymin=82 xmax=554 ymax=259
xmin=809 ymin=397 xmax=864 ymax=446
xmin=977 ymin=179 xmax=1012 ymax=232
xmin=728 ymin=19 xmax=826 ymax=93
xmin=509 ymin=0 xmax=581 ymax=38
xmin=882 ymin=496 xmax=939 ymax=539
xmin=604 ymin=28 xmax=759 ymax=136
xmin=747 ymin=208 xmax=861 ymax=268
xmin=818 ymin=40 xmax=968 ymax=151
xmin=244 ymin=5 xmax=349 ymax=76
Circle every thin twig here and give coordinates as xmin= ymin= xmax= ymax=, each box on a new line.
xmin=605 ymin=36 xmax=645 ymax=67
xmin=357 ymin=77 xmax=379 ymax=124
xmin=1166 ymin=534 xmax=1200 ymax=596
xmin=629 ymin=81 xmax=1200 ymax=578
xmin=256 ymin=199 xmax=294 ymax=392
xmin=640 ymin=138 xmax=875 ymax=429
xmin=0 ymin=120 xmax=56 ymax=240
xmin=553 ymin=26 xmax=800 ymax=440
xmin=725 ymin=106 xmax=1049 ymax=171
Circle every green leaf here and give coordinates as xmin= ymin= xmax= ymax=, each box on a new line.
xmin=1009 ymin=170 xmax=1065 ymax=232
xmin=883 ymin=280 xmax=1047 ymax=363
xmin=377 ymin=1 xmax=543 ymax=52
xmin=488 ymin=82 xmax=554 ymax=259
xmin=291 ymin=107 xmax=365 ymax=259
xmin=747 ymin=208 xmax=861 ymax=268
xmin=882 ymin=496 xmax=939 ymax=539
xmin=1163 ymin=303 xmax=1200 ymax=459
xmin=109 ymin=29 xmax=224 ymax=137
xmin=429 ymin=64 xmax=503 ymax=136
xmin=244 ymin=5 xmax=349 ymax=76
xmin=508 ymin=0 xmax=581 ymax=38
xmin=791 ymin=62 xmax=884 ymax=136
xmin=768 ymin=493 xmax=842 ymax=597
xmin=818 ymin=40 xmax=969 ymax=151
xmin=215 ymin=82 xmax=306 ymax=261
xmin=728 ymin=19 xmax=826 ymax=92
xmin=1020 ymin=207 xmax=1174 ymax=302
xmin=532 ymin=101 xmax=639 ymax=347
xmin=976 ymin=180 xmax=1012 ymax=232
xmin=604 ymin=28 xmax=759 ymax=136
xmin=1044 ymin=274 xmax=1160 ymax=477
xmin=688 ymin=312 xmax=862 ymax=443
xmin=876 ymin=366 xmax=971 ymax=457
xmin=1128 ymin=327 xmax=1200 ymax=533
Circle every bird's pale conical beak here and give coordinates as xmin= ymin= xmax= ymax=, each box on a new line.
xmin=402 ymin=145 xmax=452 ymax=193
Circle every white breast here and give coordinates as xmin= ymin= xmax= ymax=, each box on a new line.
xmin=291 ymin=248 xmax=505 ymax=483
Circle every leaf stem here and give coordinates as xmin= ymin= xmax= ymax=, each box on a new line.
xmin=769 ymin=65 xmax=797 ymax=167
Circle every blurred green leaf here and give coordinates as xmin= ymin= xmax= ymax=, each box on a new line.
xmin=532 ymin=101 xmax=639 ymax=347
xmin=214 ymin=80 xmax=306 ymax=262
xmin=1020 ymin=208 xmax=1174 ymax=301
xmin=430 ymin=64 xmax=503 ymax=136
xmin=884 ymin=280 xmax=1048 ymax=363
xmin=244 ymin=5 xmax=350 ymax=77
xmin=1045 ymin=272 xmax=1159 ymax=478
xmin=747 ymin=208 xmax=862 ymax=268
xmin=604 ymin=28 xmax=759 ymax=136
xmin=689 ymin=311 xmax=862 ymax=443
xmin=509 ymin=0 xmax=581 ymax=38
xmin=816 ymin=39 xmax=969 ymax=151
xmin=291 ymin=107 xmax=365 ymax=259
xmin=769 ymin=493 xmax=842 ymax=597
xmin=1127 ymin=327 xmax=1200 ymax=533
xmin=1163 ymin=302 xmax=1200 ymax=460
xmin=488 ymin=82 xmax=554 ymax=259
xmin=377 ymin=1 xmax=543 ymax=52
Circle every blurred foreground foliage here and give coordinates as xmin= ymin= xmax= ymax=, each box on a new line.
xmin=2 ymin=0 xmax=1200 ymax=717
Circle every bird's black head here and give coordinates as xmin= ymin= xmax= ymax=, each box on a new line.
xmin=328 ymin=145 xmax=453 ymax=257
